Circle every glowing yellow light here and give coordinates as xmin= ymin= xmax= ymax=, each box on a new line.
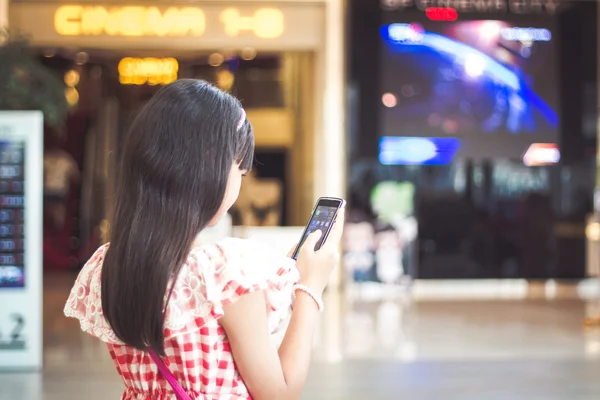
xmin=586 ymin=222 xmax=600 ymax=241
xmin=64 ymin=70 xmax=80 ymax=87
xmin=241 ymin=47 xmax=257 ymax=61
xmin=65 ymin=87 xmax=79 ymax=106
xmin=216 ymin=69 xmax=235 ymax=92
xmin=220 ymin=8 xmax=284 ymax=39
xmin=209 ymin=53 xmax=224 ymax=67
xmin=118 ymin=57 xmax=178 ymax=86
xmin=254 ymin=9 xmax=285 ymax=39
xmin=54 ymin=6 xmax=206 ymax=37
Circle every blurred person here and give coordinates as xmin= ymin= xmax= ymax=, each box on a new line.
xmin=63 ymin=80 xmax=344 ymax=400
xmin=343 ymin=220 xmax=375 ymax=282
xmin=43 ymin=133 xmax=79 ymax=230
xmin=374 ymin=225 xmax=403 ymax=284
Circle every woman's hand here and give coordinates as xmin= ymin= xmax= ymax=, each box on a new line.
xmin=295 ymin=208 xmax=345 ymax=296
xmin=220 ymin=207 xmax=345 ymax=400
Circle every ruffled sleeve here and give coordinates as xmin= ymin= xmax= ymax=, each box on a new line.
xmin=63 ymin=243 xmax=124 ymax=344
xmin=164 ymin=237 xmax=299 ymax=339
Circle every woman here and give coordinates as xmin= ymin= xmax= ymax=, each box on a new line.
xmin=64 ymin=79 xmax=344 ymax=399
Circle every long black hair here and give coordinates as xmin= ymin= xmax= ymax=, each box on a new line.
xmin=101 ymin=79 xmax=254 ymax=355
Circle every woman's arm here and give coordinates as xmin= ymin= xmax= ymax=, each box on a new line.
xmin=219 ymin=289 xmax=319 ymax=400
xmin=220 ymin=211 xmax=344 ymax=400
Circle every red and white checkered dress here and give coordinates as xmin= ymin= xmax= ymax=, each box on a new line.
xmin=64 ymin=237 xmax=299 ymax=399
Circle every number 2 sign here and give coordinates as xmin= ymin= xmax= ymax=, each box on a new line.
xmin=0 ymin=314 xmax=26 ymax=350
xmin=0 ymin=111 xmax=43 ymax=371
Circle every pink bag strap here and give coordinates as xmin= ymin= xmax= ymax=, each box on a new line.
xmin=149 ymin=350 xmax=193 ymax=400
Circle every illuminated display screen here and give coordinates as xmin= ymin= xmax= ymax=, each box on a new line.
xmin=380 ymin=16 xmax=559 ymax=159
xmin=0 ymin=141 xmax=25 ymax=288
xmin=379 ymin=136 xmax=461 ymax=165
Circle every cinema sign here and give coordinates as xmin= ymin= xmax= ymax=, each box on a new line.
xmin=54 ymin=5 xmax=285 ymax=38
xmin=9 ymin=2 xmax=323 ymax=50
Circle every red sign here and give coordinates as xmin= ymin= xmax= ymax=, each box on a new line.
xmin=425 ymin=7 xmax=458 ymax=21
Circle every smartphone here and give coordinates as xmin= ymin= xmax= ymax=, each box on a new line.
xmin=291 ymin=197 xmax=346 ymax=260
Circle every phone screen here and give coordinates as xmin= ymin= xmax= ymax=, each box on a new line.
xmin=292 ymin=199 xmax=342 ymax=260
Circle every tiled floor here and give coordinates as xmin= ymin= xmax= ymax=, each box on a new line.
xmin=1 ymin=272 xmax=600 ymax=399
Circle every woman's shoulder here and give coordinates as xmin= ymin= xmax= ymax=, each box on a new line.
xmin=63 ymin=243 xmax=122 ymax=344
xmin=188 ymin=237 xmax=292 ymax=275
xmin=167 ymin=237 xmax=299 ymax=337
xmin=197 ymin=236 xmax=270 ymax=255
xmin=184 ymin=237 xmax=298 ymax=293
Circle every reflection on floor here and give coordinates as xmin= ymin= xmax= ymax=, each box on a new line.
xmin=1 ymin=272 xmax=600 ymax=399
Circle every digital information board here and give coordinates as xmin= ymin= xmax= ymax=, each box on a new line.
xmin=0 ymin=111 xmax=43 ymax=370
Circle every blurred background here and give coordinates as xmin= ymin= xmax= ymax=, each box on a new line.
xmin=1 ymin=0 xmax=600 ymax=398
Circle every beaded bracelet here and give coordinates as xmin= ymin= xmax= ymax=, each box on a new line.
xmin=292 ymin=284 xmax=324 ymax=312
